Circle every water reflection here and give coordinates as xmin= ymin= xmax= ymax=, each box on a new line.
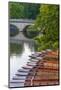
xmin=10 ymin=43 xmax=24 ymax=56
xmin=10 ymin=41 xmax=34 ymax=80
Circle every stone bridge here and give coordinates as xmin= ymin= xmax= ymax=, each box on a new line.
xmin=9 ymin=19 xmax=34 ymax=31
xmin=9 ymin=19 xmax=35 ymax=42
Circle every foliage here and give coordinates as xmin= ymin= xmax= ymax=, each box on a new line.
xmin=9 ymin=2 xmax=40 ymax=19
xmin=23 ymin=25 xmax=39 ymax=38
xmin=53 ymin=41 xmax=59 ymax=50
xmin=34 ymin=4 xmax=59 ymax=51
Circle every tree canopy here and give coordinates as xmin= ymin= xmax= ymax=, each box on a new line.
xmin=34 ymin=4 xmax=59 ymax=51
xmin=9 ymin=2 xmax=40 ymax=19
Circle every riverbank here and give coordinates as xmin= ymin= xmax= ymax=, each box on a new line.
xmin=24 ymin=50 xmax=59 ymax=86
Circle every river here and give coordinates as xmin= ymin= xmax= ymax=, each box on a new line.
xmin=10 ymin=41 xmax=34 ymax=81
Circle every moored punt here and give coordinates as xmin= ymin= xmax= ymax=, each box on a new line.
xmin=29 ymin=59 xmax=39 ymax=62
xmin=18 ymin=70 xmax=30 ymax=73
xmin=35 ymin=57 xmax=43 ymax=60
xmin=46 ymin=51 xmax=58 ymax=58
xmin=35 ymin=67 xmax=58 ymax=71
xmin=27 ymin=62 xmax=37 ymax=66
xmin=12 ymin=77 xmax=26 ymax=80
xmin=37 ymin=60 xmax=58 ymax=70
xmin=29 ymin=54 xmax=45 ymax=58
xmin=27 ymin=62 xmax=37 ymax=65
xmin=31 ymin=53 xmax=40 ymax=57
xmin=26 ymin=64 xmax=36 ymax=67
xmin=16 ymin=73 xmax=58 ymax=77
xmin=25 ymin=79 xmax=58 ymax=82
xmin=15 ymin=74 xmax=36 ymax=77
xmin=27 ymin=61 xmax=37 ymax=64
xmin=22 ymin=66 xmax=34 ymax=69
xmin=18 ymin=69 xmax=30 ymax=72
xmin=48 ymin=50 xmax=58 ymax=55
xmin=33 ymin=80 xmax=58 ymax=86
xmin=10 ymin=81 xmax=24 ymax=83
xmin=16 ymin=72 xmax=29 ymax=75
xmin=38 ymin=58 xmax=58 ymax=64
xmin=33 ymin=68 xmax=58 ymax=73
xmin=10 ymin=50 xmax=59 ymax=87
xmin=12 ymin=75 xmax=26 ymax=79
xmin=27 ymin=64 xmax=36 ymax=67
xmin=29 ymin=57 xmax=42 ymax=61
xmin=44 ymin=55 xmax=58 ymax=60
xmin=31 ymin=52 xmax=46 ymax=57
xmin=30 ymin=50 xmax=48 ymax=57
xmin=24 ymin=64 xmax=58 ymax=71
xmin=17 ymin=69 xmax=37 ymax=74
xmin=29 ymin=58 xmax=41 ymax=61
xmin=15 ymin=74 xmax=28 ymax=77
xmin=29 ymin=56 xmax=37 ymax=59
xmin=33 ymin=51 xmax=47 ymax=55
xmin=24 ymin=50 xmax=59 ymax=86
xmin=24 ymin=72 xmax=59 ymax=86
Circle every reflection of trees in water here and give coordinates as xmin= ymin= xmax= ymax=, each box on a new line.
xmin=10 ymin=41 xmax=35 ymax=56
xmin=10 ymin=43 xmax=24 ymax=55
xmin=27 ymin=42 xmax=35 ymax=52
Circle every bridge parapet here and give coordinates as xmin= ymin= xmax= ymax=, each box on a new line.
xmin=9 ymin=19 xmax=34 ymax=23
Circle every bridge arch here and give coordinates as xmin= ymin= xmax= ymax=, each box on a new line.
xmin=9 ymin=19 xmax=34 ymax=32
xmin=10 ymin=19 xmax=35 ymax=41
xmin=10 ymin=24 xmax=19 ymax=36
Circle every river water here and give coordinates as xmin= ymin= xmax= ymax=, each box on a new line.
xmin=10 ymin=41 xmax=34 ymax=81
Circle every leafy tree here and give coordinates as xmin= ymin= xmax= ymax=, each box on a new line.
xmin=9 ymin=2 xmax=40 ymax=19
xmin=34 ymin=4 xmax=59 ymax=51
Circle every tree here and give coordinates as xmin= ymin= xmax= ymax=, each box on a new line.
xmin=34 ymin=4 xmax=59 ymax=51
xmin=9 ymin=2 xmax=40 ymax=19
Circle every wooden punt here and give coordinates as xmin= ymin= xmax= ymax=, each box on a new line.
xmin=10 ymin=50 xmax=59 ymax=87
xmin=12 ymin=77 xmax=26 ymax=80
xmin=24 ymin=50 xmax=59 ymax=86
xmin=18 ymin=69 xmax=30 ymax=72
xmin=27 ymin=61 xmax=37 ymax=64
xmin=29 ymin=59 xmax=41 ymax=61
xmin=10 ymin=81 xmax=24 ymax=83
xmin=16 ymin=72 xmax=29 ymax=75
